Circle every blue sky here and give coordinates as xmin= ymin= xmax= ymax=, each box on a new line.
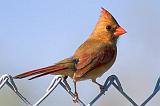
xmin=0 ymin=0 xmax=160 ymax=106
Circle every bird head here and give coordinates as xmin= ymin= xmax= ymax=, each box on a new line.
xmin=91 ymin=7 xmax=126 ymax=43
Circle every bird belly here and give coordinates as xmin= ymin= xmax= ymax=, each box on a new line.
xmin=78 ymin=59 xmax=115 ymax=81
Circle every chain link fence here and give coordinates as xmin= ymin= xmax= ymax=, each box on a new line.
xmin=0 ymin=74 xmax=160 ymax=106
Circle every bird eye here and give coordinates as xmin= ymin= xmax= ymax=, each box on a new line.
xmin=106 ymin=25 xmax=112 ymax=30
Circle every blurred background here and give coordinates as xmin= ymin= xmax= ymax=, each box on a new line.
xmin=0 ymin=0 xmax=160 ymax=106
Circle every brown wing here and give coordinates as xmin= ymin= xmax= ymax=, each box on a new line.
xmin=73 ymin=39 xmax=116 ymax=78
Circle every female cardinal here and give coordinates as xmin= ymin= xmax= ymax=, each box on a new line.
xmin=14 ymin=7 xmax=126 ymax=102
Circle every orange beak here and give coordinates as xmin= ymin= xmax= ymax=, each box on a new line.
xmin=113 ymin=26 xmax=126 ymax=37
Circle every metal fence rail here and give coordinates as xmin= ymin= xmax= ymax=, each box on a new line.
xmin=0 ymin=74 xmax=160 ymax=106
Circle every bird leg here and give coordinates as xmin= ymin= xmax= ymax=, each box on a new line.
xmin=92 ymin=79 xmax=105 ymax=93
xmin=73 ymin=81 xmax=78 ymax=103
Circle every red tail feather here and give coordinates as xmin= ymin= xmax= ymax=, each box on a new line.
xmin=13 ymin=65 xmax=64 ymax=79
xmin=28 ymin=67 xmax=67 ymax=80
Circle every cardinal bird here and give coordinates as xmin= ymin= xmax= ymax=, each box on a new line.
xmin=14 ymin=7 xmax=126 ymax=102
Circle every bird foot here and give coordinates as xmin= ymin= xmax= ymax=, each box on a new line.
xmin=73 ymin=92 xmax=78 ymax=103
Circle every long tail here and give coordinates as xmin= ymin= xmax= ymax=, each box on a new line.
xmin=13 ymin=65 xmax=67 ymax=80
xmin=14 ymin=58 xmax=76 ymax=80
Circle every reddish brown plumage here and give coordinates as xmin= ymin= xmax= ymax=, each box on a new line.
xmin=14 ymin=7 xmax=126 ymax=103
xmin=14 ymin=65 xmax=66 ymax=79
xmin=101 ymin=7 xmax=111 ymax=18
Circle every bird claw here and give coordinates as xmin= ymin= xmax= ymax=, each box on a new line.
xmin=73 ymin=92 xmax=78 ymax=103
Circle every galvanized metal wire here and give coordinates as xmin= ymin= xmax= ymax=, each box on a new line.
xmin=0 ymin=74 xmax=159 ymax=106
